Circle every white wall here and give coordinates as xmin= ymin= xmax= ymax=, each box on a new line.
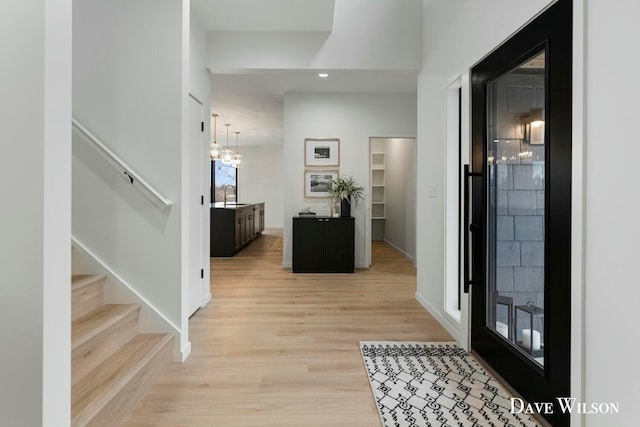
xmin=583 ymin=1 xmax=640 ymax=425
xmin=206 ymin=0 xmax=422 ymax=72
xmin=283 ymin=92 xmax=417 ymax=268
xmin=416 ymin=0 xmax=552 ymax=344
xmin=73 ymin=0 xmax=190 ymax=357
xmin=237 ymin=144 xmax=284 ymax=228
xmin=0 ymin=0 xmax=72 ymax=425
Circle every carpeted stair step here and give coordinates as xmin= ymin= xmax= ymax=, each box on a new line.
xmin=72 ymin=274 xmax=106 ymax=321
xmin=71 ymin=333 xmax=173 ymax=427
xmin=72 ymin=304 xmax=140 ymax=386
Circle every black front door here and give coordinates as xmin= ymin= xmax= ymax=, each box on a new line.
xmin=467 ymin=1 xmax=572 ymax=426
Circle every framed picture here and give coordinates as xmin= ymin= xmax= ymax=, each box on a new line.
xmin=304 ymin=170 xmax=338 ymax=198
xmin=305 ymin=138 xmax=340 ymax=167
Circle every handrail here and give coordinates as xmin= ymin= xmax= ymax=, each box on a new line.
xmin=72 ymin=117 xmax=172 ymax=210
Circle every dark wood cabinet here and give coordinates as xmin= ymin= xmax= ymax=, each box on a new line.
xmin=211 ymin=202 xmax=266 ymax=257
xmin=292 ymin=216 xmax=354 ymax=273
xmin=255 ymin=203 xmax=265 ymax=236
xmin=234 ymin=212 xmax=242 ymax=250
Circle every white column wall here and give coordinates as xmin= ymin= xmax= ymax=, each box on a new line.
xmin=283 ymin=92 xmax=417 ymax=268
xmin=190 ymin=12 xmax=210 ymax=104
xmin=583 ymin=1 xmax=640 ymax=425
xmin=189 ymin=10 xmax=213 ymax=311
xmin=72 ymin=0 xmax=189 ymax=355
xmin=0 ymin=0 xmax=72 ymax=425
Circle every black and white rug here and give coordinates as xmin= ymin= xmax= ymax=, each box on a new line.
xmin=360 ymin=342 xmax=540 ymax=427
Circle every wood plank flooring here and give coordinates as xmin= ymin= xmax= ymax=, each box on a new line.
xmin=124 ymin=232 xmax=451 ymax=427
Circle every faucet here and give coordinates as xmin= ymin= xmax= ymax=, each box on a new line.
xmin=223 ymin=185 xmax=236 ymax=207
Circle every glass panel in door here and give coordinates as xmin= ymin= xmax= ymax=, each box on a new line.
xmin=485 ymin=51 xmax=546 ymax=367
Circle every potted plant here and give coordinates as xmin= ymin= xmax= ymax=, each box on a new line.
xmin=327 ymin=176 xmax=365 ymax=217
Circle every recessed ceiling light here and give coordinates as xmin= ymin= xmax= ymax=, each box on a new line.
xmin=318 ymin=73 xmax=329 ymax=78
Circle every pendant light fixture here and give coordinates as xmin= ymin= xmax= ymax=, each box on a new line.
xmin=210 ymin=113 xmax=221 ymax=160
xmin=221 ymin=123 xmax=235 ymax=164
xmin=232 ymin=131 xmax=242 ymax=168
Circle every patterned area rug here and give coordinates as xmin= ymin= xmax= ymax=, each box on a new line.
xmin=360 ymin=342 xmax=540 ymax=427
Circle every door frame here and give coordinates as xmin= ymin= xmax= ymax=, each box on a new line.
xmin=469 ymin=1 xmax=572 ymax=425
xmin=444 ymin=76 xmax=468 ymax=344
xmin=187 ymin=94 xmax=212 ymax=317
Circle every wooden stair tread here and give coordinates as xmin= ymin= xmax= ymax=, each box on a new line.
xmin=71 ymin=333 xmax=173 ymax=425
xmin=72 ymin=304 xmax=139 ymax=351
xmin=72 ymin=274 xmax=107 ymax=291
xmin=70 ymin=270 xmax=173 ymax=426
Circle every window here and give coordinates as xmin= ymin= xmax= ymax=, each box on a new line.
xmin=211 ymin=160 xmax=237 ymax=203
xmin=445 ymin=76 xmax=463 ymax=320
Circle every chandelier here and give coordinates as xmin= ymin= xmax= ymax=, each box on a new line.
xmin=232 ymin=131 xmax=242 ymax=168
xmin=209 ymin=113 xmax=221 ymax=160
xmin=220 ymin=123 xmax=235 ymax=165
xmin=210 ymin=113 xmax=242 ymax=168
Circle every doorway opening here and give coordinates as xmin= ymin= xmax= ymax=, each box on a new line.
xmin=368 ymin=137 xmax=416 ymax=266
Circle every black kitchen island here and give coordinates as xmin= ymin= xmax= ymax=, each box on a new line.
xmin=210 ymin=202 xmax=265 ymax=257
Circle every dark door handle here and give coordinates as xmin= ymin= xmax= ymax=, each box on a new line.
xmin=463 ymin=164 xmax=482 ymax=293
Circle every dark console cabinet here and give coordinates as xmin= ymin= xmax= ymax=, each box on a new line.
xmin=292 ymin=216 xmax=355 ymax=273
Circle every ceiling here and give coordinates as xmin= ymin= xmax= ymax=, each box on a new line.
xmin=210 ymin=69 xmax=417 ymax=147
xmin=193 ymin=1 xmax=419 ymax=147
xmin=191 ymin=0 xmax=335 ymax=32
xmin=212 ymin=69 xmax=418 ymax=96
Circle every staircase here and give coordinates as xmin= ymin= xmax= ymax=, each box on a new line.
xmin=71 ymin=275 xmax=173 ymax=426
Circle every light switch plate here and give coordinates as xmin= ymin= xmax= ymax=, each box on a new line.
xmin=427 ymin=184 xmax=437 ymax=198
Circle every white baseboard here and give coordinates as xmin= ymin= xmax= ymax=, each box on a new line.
xmin=383 ymin=239 xmax=415 ymax=263
xmin=415 ymin=291 xmax=462 ymax=345
xmin=283 ymin=261 xmax=367 ymax=270
xmin=201 ymin=292 xmax=212 ymax=307
xmin=181 ymin=341 xmax=192 ymax=362
xmin=72 ymin=236 xmax=183 ymax=361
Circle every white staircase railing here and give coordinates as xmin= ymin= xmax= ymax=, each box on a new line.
xmin=72 ymin=117 xmax=172 ymax=210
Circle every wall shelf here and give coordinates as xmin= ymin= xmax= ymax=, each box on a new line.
xmin=370 ymin=152 xmax=386 ymax=219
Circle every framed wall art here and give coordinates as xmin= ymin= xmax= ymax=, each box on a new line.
xmin=305 ymin=138 xmax=340 ymax=167
xmin=304 ymin=170 xmax=338 ymax=198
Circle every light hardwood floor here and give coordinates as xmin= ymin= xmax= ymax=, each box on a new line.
xmin=124 ymin=232 xmax=451 ymax=427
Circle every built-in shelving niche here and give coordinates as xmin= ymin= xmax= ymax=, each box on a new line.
xmin=370 ymin=152 xmax=386 ymax=219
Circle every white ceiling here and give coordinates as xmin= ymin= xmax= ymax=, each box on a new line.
xmin=210 ymin=70 xmax=417 ymax=146
xmin=212 ymin=69 xmax=418 ymax=95
xmin=210 ymin=83 xmax=283 ymax=148
xmin=196 ymin=1 xmax=419 ymax=148
xmin=191 ymin=0 xmax=335 ymax=32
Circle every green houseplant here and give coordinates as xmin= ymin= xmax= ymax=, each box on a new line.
xmin=327 ymin=176 xmax=365 ymax=217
